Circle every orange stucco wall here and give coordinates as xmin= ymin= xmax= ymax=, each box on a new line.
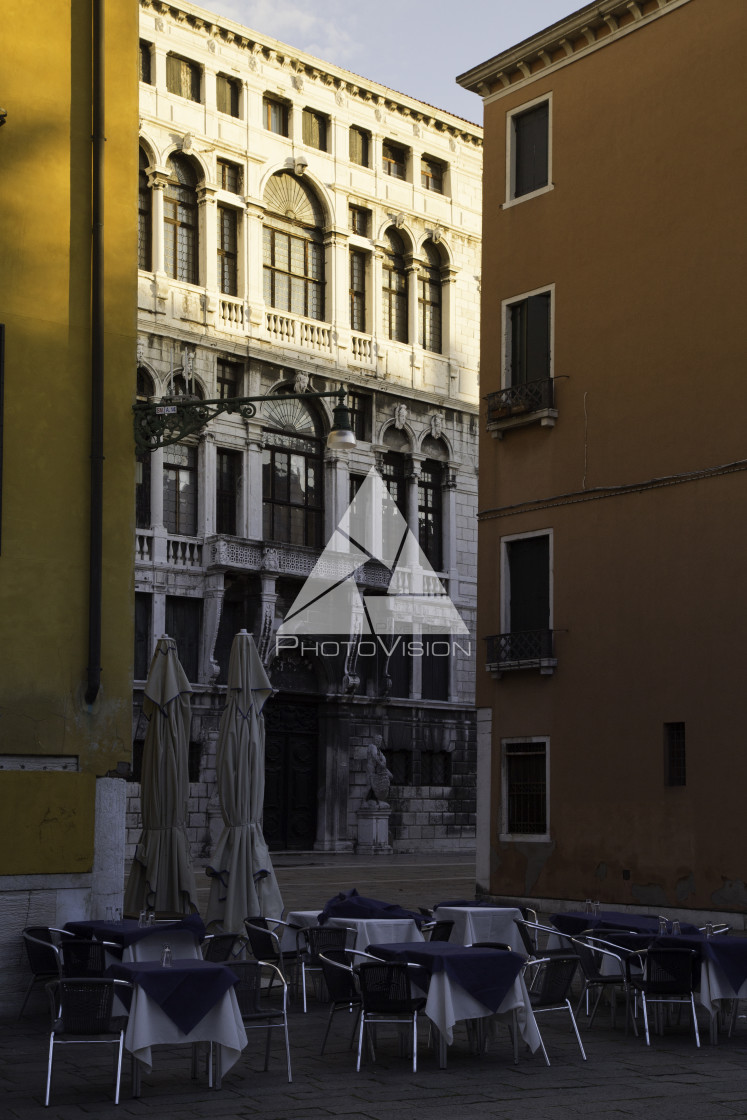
xmin=476 ymin=0 xmax=747 ymax=910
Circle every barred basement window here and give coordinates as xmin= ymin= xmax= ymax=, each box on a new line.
xmin=665 ymin=722 xmax=686 ymax=786
xmin=166 ymin=54 xmax=201 ymax=102
xmin=503 ymin=740 xmax=548 ymax=835
xmin=420 ymin=750 xmax=451 ymax=786
xmin=216 ymin=74 xmax=240 ymax=117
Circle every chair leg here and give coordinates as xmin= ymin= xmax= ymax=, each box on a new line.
xmin=412 ymin=1012 xmax=418 ymax=1073
xmin=320 ymin=1005 xmax=336 ymax=1055
xmin=45 ymin=1034 xmax=55 ymax=1107
xmin=114 ymin=1033 xmax=124 ymax=1105
xmin=690 ymin=995 xmax=701 ymax=1048
xmin=356 ymin=1013 xmax=365 ymax=1071
xmin=283 ymin=1016 xmax=293 ymax=1082
xmin=565 ymin=1000 xmax=587 ymax=1060
xmin=536 ymin=1023 xmax=551 ymax=1067
xmin=641 ymin=994 xmax=651 ymax=1045
xmin=512 ymin=1008 xmax=519 ymax=1064
xmin=587 ymin=987 xmax=604 ymax=1029
xmin=264 ymin=1025 xmax=272 ymax=1071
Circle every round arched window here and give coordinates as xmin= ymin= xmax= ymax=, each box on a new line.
xmin=261 ymin=392 xmax=324 ymax=547
xmin=262 ymin=173 xmax=325 ymax=321
xmin=164 ymin=155 xmax=199 ymax=284
xmin=382 ymin=228 xmax=408 ymax=342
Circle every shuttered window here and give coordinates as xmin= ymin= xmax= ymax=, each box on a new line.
xmin=508 ymin=292 xmax=550 ymax=386
xmin=216 ymin=74 xmax=239 ymax=117
xmin=302 ymin=109 xmax=327 ymax=151
xmin=166 ymin=54 xmax=201 ymax=102
xmin=349 ymin=127 xmax=370 ymax=167
xmin=513 ymin=101 xmax=549 ymax=198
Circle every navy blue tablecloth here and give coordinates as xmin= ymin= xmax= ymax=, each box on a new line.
xmin=433 ymin=899 xmax=498 ymax=910
xmin=66 ymin=914 xmax=206 ymax=948
xmin=318 ymin=888 xmax=423 ymax=927
xmin=595 ymin=932 xmax=747 ymax=996
xmin=107 ymin=959 xmax=237 ymax=1034
xmin=551 ymin=910 xmax=699 ymax=937
xmin=369 ymin=941 xmax=525 ymax=1013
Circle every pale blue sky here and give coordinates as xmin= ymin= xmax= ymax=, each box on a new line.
xmin=209 ymin=0 xmax=581 ymax=121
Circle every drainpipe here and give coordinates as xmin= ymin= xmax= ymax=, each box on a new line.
xmin=85 ymin=0 xmax=105 ymax=706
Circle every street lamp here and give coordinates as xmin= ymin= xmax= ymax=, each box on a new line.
xmin=133 ymin=385 xmax=356 ymax=454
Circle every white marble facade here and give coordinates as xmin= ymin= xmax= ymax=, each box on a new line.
xmin=133 ymin=0 xmax=482 ymax=855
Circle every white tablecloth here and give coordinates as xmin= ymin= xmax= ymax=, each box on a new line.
xmin=434 ymin=906 xmax=526 ymax=953
xmin=125 ymin=983 xmax=247 ymax=1079
xmin=281 ymin=912 xmax=424 ymax=951
xmin=125 ymin=930 xmax=203 ymax=963
xmin=417 ymin=967 xmax=541 ymax=1052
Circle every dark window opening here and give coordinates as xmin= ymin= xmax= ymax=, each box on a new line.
xmin=134 ymin=593 xmax=152 ymax=681
xmin=217 ymin=359 xmax=240 ymax=399
xmin=350 ymin=250 xmax=366 ymax=333
xmin=381 ymin=451 xmax=407 ymax=519
xmin=387 ymin=749 xmax=412 ymax=785
xmin=217 ymin=206 xmax=238 ymax=295
xmin=421 ymin=632 xmax=449 ymax=701
xmin=506 ymin=534 xmax=550 ymax=634
xmin=138 ymin=148 xmax=151 ymax=270
xmin=419 ymin=750 xmax=451 ymax=785
xmin=217 ymin=74 xmax=240 ymax=117
xmin=349 ymin=205 xmax=370 ymax=236
xmin=349 ymin=126 xmax=370 ymax=167
xmin=262 ymin=434 xmax=323 ymax=548
xmin=348 ymin=392 xmax=370 ymax=442
xmin=218 ymin=159 xmax=242 ymax=193
xmin=421 ymin=156 xmax=444 ymax=193
xmin=216 ymin=448 xmax=239 ymax=536
xmin=163 ymin=444 xmax=197 ymax=536
xmin=418 ymin=460 xmax=443 ymax=571
xmin=139 ymin=40 xmax=153 ymax=84
xmin=165 ymin=595 xmax=201 ymax=683
xmin=665 ymin=722 xmax=686 ymax=786
xmin=166 ymin=54 xmax=201 ymax=102
xmin=513 ymin=100 xmax=549 ymax=198
xmin=505 ymin=741 xmax=547 ymax=834
xmin=263 ymin=96 xmax=288 ymax=135
xmin=508 ymin=292 xmax=550 ymax=387
xmin=302 ymin=108 xmax=327 ymax=150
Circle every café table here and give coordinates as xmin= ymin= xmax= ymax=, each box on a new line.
xmin=368 ymin=941 xmax=541 ymax=1068
xmin=432 ymin=905 xmax=525 ymax=952
xmin=107 ymin=958 xmax=247 ymax=1094
xmin=551 ymin=910 xmax=700 ymax=938
xmin=281 ymin=910 xmax=424 ymax=952
xmin=65 ymin=915 xmax=205 ymax=961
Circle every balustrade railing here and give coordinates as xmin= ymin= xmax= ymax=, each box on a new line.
xmin=135 ymin=532 xmax=153 ymax=562
xmin=265 ymin=311 xmax=332 ymax=353
xmin=486 ymin=630 xmax=555 ymax=666
xmin=351 ymin=333 xmax=374 ymax=365
xmin=218 ymin=297 xmax=245 ymax=331
xmin=166 ymin=536 xmax=203 ymax=568
xmin=486 ymin=378 xmax=555 ymax=423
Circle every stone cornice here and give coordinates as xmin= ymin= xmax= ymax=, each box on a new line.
xmin=140 ymin=0 xmax=482 ymax=145
xmin=456 ymin=0 xmax=693 ymax=102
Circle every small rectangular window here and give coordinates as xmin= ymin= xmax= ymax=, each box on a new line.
xmin=665 ymin=722 xmax=686 ymax=786
xmin=217 ymin=206 xmax=238 ymax=296
xmin=218 ymin=159 xmax=242 ymax=194
xmin=134 ymin=593 xmax=152 ymax=681
xmin=263 ymin=96 xmax=288 ymax=136
xmin=216 ymin=449 xmax=240 ymax=536
xmin=349 ymin=205 xmax=370 ymax=236
xmin=217 ymin=74 xmax=240 ymax=117
xmin=507 ymin=291 xmax=551 ymax=387
xmin=512 ymin=99 xmax=549 ymax=199
xmin=421 ymin=156 xmax=444 ymax=193
xmin=302 ymin=109 xmax=327 ymax=151
xmin=139 ymin=40 xmax=152 ymax=85
xmin=503 ymin=740 xmax=548 ymax=835
xmin=348 ymin=392 xmax=370 ymax=442
xmin=217 ymin=359 xmax=241 ymax=400
xmin=350 ymin=250 xmax=366 ymax=333
xmin=382 ymin=141 xmax=407 ymax=179
xmin=165 ymin=596 xmax=202 ymax=683
xmin=163 ymin=444 xmax=197 ymax=536
xmin=166 ymin=54 xmax=201 ymax=103
xmin=349 ymin=126 xmax=370 ymax=167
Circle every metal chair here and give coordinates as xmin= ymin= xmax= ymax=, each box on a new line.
xmin=570 ymin=935 xmax=629 ymax=1029
xmin=356 ymin=961 xmax=428 ymax=1072
xmin=229 ymin=960 xmax=292 ymax=1082
xmin=421 ymin=919 xmax=454 ymax=942
xmin=201 ymin=933 xmax=246 ymax=962
xmin=45 ymin=978 xmax=132 ymax=1106
xmin=243 ymin=917 xmax=299 ymax=990
xmin=525 ymin=955 xmax=587 ymax=1065
xmin=471 ymin=941 xmax=514 ymax=951
xmin=20 ymin=928 xmax=75 ymax=1018
xmin=318 ymin=949 xmax=363 ymax=1055
xmin=296 ymin=925 xmax=355 ymax=1012
xmin=514 ymin=918 xmax=575 ymax=960
xmin=625 ymin=947 xmax=700 ymax=1047
xmin=59 ymin=939 xmax=115 ymax=977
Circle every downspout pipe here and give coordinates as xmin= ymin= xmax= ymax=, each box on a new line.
xmin=85 ymin=0 xmax=105 ymax=706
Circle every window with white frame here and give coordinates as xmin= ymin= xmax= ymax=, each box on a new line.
xmin=500 ymin=530 xmax=553 ymax=663
xmin=507 ymin=95 xmax=551 ymax=202
xmin=504 ymin=289 xmax=551 ymax=389
xmin=501 ymin=738 xmax=549 ymax=838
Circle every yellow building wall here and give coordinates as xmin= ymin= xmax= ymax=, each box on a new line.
xmin=475 ymin=0 xmax=747 ymax=910
xmin=0 ymin=1 xmax=138 ymax=874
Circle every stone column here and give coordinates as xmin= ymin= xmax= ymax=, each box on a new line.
xmin=149 ymin=175 xmax=167 ymax=276
xmin=201 ymin=435 xmax=217 ymax=537
xmin=257 ymin=570 xmax=278 ymax=663
xmin=91 ymin=778 xmax=127 ymax=919
xmin=324 ymin=449 xmax=349 ymax=542
xmin=198 ymin=185 xmax=218 ymax=294
xmin=200 ymin=572 xmax=224 ymax=685
xmin=244 ymin=201 xmax=265 ymax=330
xmin=406 ymin=456 xmax=423 ymax=701
xmin=245 ymin=421 xmax=264 ymax=540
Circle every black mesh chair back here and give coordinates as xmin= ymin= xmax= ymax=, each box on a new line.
xmin=529 ymin=954 xmax=579 ymax=1008
xmin=243 ymin=918 xmax=277 ymax=960
xmin=229 ymin=960 xmax=292 ymax=1082
xmin=301 ymin=925 xmax=352 ymax=962
xmin=45 ymin=978 xmax=130 ymax=1106
xmin=203 ymin=933 xmax=243 ymax=962
xmin=318 ymin=950 xmax=362 ymax=1056
xmin=514 ymin=918 xmax=537 ymax=955
xmin=428 ymin=920 xmax=454 ymax=942
xmin=642 ymin=948 xmax=697 ymax=994
xmin=358 ymin=962 xmax=426 ymax=1015
xmin=23 ymin=927 xmax=61 ymax=975
xmin=515 ymin=918 xmax=575 ymax=959
xmin=60 ymin=939 xmax=108 ymax=977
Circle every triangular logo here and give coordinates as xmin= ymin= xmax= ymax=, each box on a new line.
xmin=277 ymin=468 xmax=468 ymax=637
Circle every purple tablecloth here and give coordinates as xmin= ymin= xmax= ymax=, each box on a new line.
xmin=66 ymin=914 xmax=205 ymax=948
xmin=369 ymin=941 xmax=525 ymax=1013
xmin=319 ymin=888 xmax=423 ymax=927
xmin=551 ymin=910 xmax=699 ymax=937
xmin=107 ymin=959 xmax=237 ymax=1033
xmin=596 ymin=931 xmax=747 ymax=995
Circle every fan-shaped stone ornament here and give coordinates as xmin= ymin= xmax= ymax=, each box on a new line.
xmin=262 ymin=394 xmax=317 ymax=435
xmin=263 ymin=172 xmax=322 ymax=226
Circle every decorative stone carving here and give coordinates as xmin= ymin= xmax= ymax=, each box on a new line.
xmin=262 ymin=546 xmax=280 ymax=571
xmin=294 ymin=370 xmax=310 ymax=393
xmin=394 ymin=212 xmax=406 ymax=229
xmin=394 ymin=403 xmax=408 ymax=429
xmin=292 ymin=75 xmax=303 ymax=91
xmin=155 ymin=17 xmax=164 ymax=31
xmin=431 ymin=224 xmax=444 ymax=244
xmin=430 ymin=414 xmax=443 ymax=439
xmin=335 ymin=91 xmax=345 ymax=106
xmin=364 ymin=736 xmax=393 ymax=807
xmin=208 ymin=39 xmax=216 ymax=52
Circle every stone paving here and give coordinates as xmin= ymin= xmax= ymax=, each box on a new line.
xmin=5 ymin=853 xmax=747 ymax=1119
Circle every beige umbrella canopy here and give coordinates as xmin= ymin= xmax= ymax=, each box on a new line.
xmin=206 ymin=631 xmax=283 ymax=931
xmin=124 ymin=636 xmax=197 ymax=915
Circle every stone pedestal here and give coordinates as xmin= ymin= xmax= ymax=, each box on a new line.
xmin=356 ymin=804 xmax=392 ymax=855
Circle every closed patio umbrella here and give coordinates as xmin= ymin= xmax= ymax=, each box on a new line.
xmin=124 ymin=635 xmax=197 ymax=914
xmin=206 ymin=631 xmax=282 ymax=931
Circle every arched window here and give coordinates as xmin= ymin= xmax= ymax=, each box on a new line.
xmin=418 ymin=241 xmax=442 ymax=353
xmin=418 ymin=458 xmax=444 ymax=571
xmin=382 ymin=228 xmax=408 ymax=343
xmin=263 ymin=173 xmax=325 ymax=321
xmin=262 ymin=393 xmax=324 ymax=547
xmin=164 ymin=154 xmax=199 ymax=284
xmin=138 ymin=148 xmax=152 ymax=270
xmin=170 ymin=372 xmax=204 ymax=399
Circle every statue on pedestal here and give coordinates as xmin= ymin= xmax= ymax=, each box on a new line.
xmin=364 ymin=736 xmax=393 ymax=807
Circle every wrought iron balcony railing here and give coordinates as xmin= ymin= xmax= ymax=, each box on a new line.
xmin=486 ymin=378 xmax=555 ymax=424
xmin=486 ymin=630 xmax=555 ymax=670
